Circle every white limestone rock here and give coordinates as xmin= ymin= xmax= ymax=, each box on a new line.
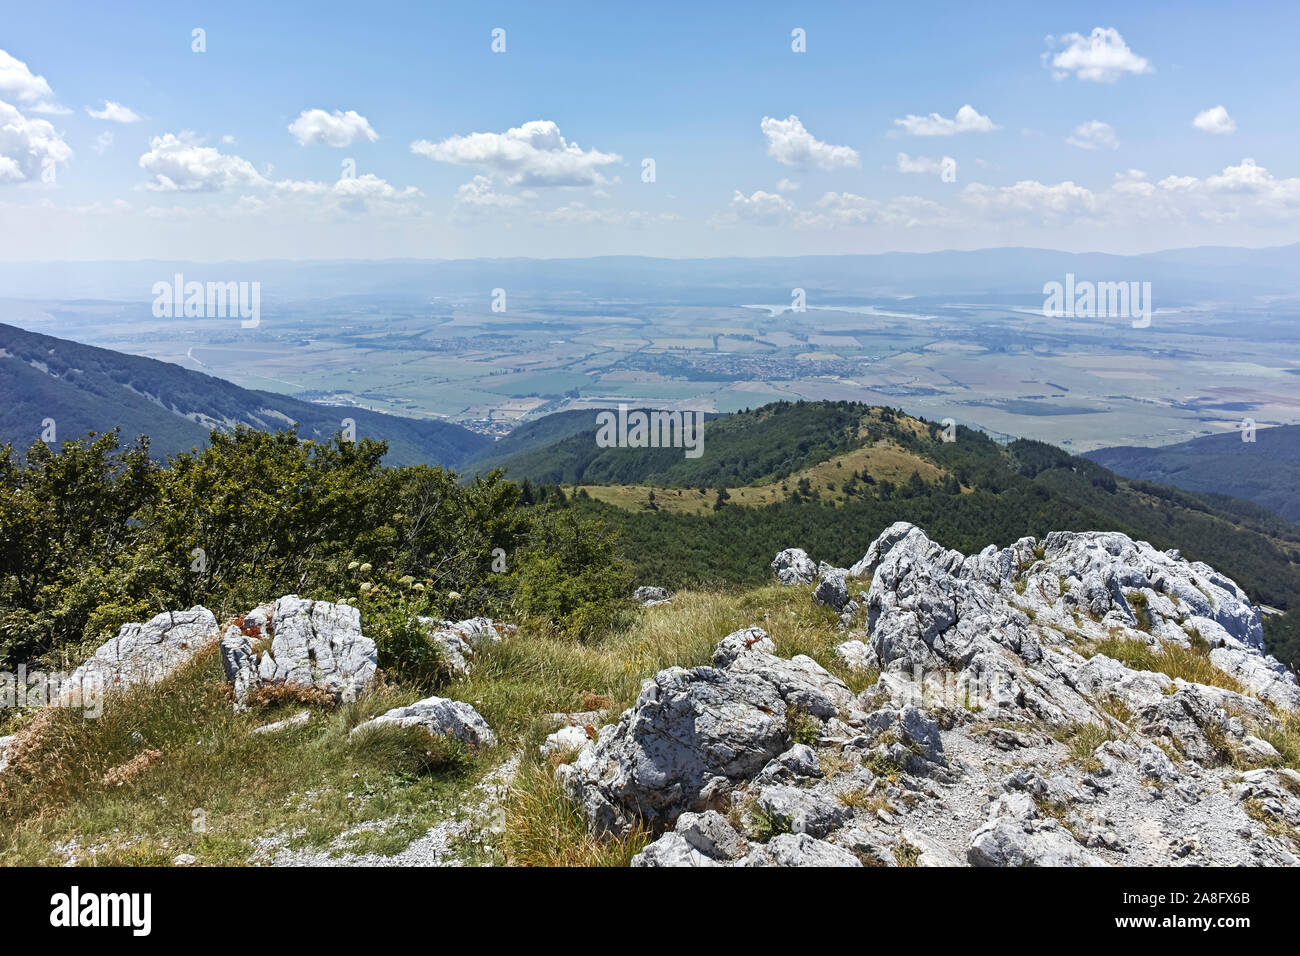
xmin=61 ymin=607 xmax=218 ymax=702
xmin=351 ymin=695 xmax=496 ymax=749
xmin=220 ymin=596 xmax=377 ymax=706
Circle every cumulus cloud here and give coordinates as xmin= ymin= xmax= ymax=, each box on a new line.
xmin=726 ymin=189 xmax=797 ymax=224
xmin=138 ymin=133 xmax=269 ymax=191
xmin=288 ymin=109 xmax=379 ymax=147
xmin=896 ymin=152 xmax=955 ymax=174
xmin=893 ymin=105 xmax=996 ymax=136
xmin=1193 ymin=105 xmax=1236 ymax=135
xmin=91 ymin=131 xmax=113 ymax=155
xmin=718 ymin=188 xmax=954 ymax=230
xmin=454 ymin=174 xmax=524 ymax=210
xmin=1044 ymin=28 xmax=1152 ymax=83
xmin=775 ymin=178 xmax=800 ymax=192
xmin=542 ymin=203 xmax=678 ymax=227
xmin=0 ymin=49 xmax=66 ymax=113
xmin=961 ymin=179 xmax=1097 ymax=220
xmin=411 ymin=120 xmax=621 ymax=187
xmin=760 ymin=115 xmax=859 ymax=169
xmin=86 ymin=100 xmax=142 ymax=123
xmin=950 ymin=159 xmax=1300 ymax=228
xmin=806 ymin=192 xmax=954 ymax=228
xmin=0 ymin=99 xmax=73 ymax=183
xmin=1066 ymin=120 xmax=1119 ymax=150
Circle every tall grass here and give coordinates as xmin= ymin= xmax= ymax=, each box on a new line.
xmin=0 ymin=585 xmax=861 ymax=866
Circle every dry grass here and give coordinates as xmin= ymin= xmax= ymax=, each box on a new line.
xmin=0 ymin=645 xmax=485 ymax=865
xmin=1087 ymin=636 xmax=1246 ymax=695
xmin=499 ymin=756 xmax=649 ymax=866
xmin=0 ymin=583 xmax=863 ymax=867
xmin=101 ymin=749 xmax=163 ymax=787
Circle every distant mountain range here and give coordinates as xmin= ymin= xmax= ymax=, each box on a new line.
xmin=0 ymin=323 xmax=490 ymax=466
xmin=5 ymin=243 xmax=1300 ymax=304
xmin=1087 ymin=425 xmax=1300 ymax=523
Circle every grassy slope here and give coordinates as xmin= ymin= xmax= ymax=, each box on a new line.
xmin=0 ymin=586 xmax=867 ymax=867
xmin=4 ymin=582 xmax=1296 ymax=867
xmin=577 ymin=440 xmax=947 ymax=515
xmin=0 ymin=323 xmax=492 ymax=467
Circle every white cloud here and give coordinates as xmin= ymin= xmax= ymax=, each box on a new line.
xmin=896 ymin=152 xmax=955 ymax=174
xmin=775 ymin=178 xmax=800 ymax=192
xmin=0 ymin=99 xmax=73 ymax=183
xmin=893 ymin=105 xmax=996 ymax=136
xmin=1193 ymin=105 xmax=1236 ymax=135
xmin=91 ymin=131 xmax=113 ymax=155
xmin=0 ymin=49 xmax=66 ymax=114
xmin=950 ymin=159 xmax=1300 ymax=228
xmin=728 ymin=188 xmax=797 ymax=224
xmin=1044 ymin=28 xmax=1152 ymax=83
xmin=807 ymin=192 xmax=954 ymax=228
xmin=288 ymin=109 xmax=379 ymax=147
xmin=1066 ymin=120 xmax=1119 ymax=150
xmin=411 ymin=120 xmax=621 ymax=187
xmin=760 ymin=115 xmax=859 ymax=169
xmin=454 ymin=174 xmax=523 ymax=210
xmin=542 ymin=203 xmax=678 ymax=227
xmin=961 ymin=179 xmax=1097 ymax=220
xmin=86 ymin=100 xmax=142 ymax=123
xmin=138 ymin=133 xmax=269 ymax=191
xmin=325 ymin=173 xmax=421 ymax=213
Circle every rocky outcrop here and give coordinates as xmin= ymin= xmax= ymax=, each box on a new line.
xmin=220 ymin=596 xmax=377 ymax=706
xmin=563 ymin=523 xmax=1300 ymax=867
xmin=634 ymin=586 xmax=670 ymax=606
xmin=351 ymin=696 xmax=496 ymax=749
xmin=416 ymin=616 xmax=516 ymax=676
xmin=60 ymin=607 xmax=219 ymax=701
xmin=771 ymin=548 xmax=817 ymax=586
xmin=556 ymin=626 xmax=854 ymax=835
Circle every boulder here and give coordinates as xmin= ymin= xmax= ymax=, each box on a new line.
xmin=634 ymin=586 xmax=670 ymax=605
xmin=772 ymin=548 xmax=817 ymax=586
xmin=220 ymin=596 xmax=377 ymax=705
xmin=557 ymin=627 xmax=853 ymax=835
xmin=351 ymin=695 xmax=496 ymax=749
xmin=738 ymin=832 xmax=863 ymax=867
xmin=631 ymin=811 xmax=746 ymax=867
xmin=540 ymin=724 xmax=592 ymax=756
xmin=416 ymin=616 xmax=514 ymax=676
xmin=752 ymin=784 xmax=850 ymax=838
xmin=60 ymin=607 xmax=218 ymax=702
xmin=812 ymin=563 xmax=850 ymax=611
xmin=967 ymin=794 xmax=1106 ymax=867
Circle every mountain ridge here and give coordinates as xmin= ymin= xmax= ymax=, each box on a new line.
xmin=0 ymin=322 xmax=491 ymax=466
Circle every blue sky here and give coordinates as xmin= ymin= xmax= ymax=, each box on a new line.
xmin=2 ymin=0 xmax=1298 ymax=259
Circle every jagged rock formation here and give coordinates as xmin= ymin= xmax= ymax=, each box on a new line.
xmin=772 ymin=548 xmax=817 ymax=586
xmin=563 ymin=524 xmax=1300 ymax=867
xmin=220 ymin=596 xmax=378 ymax=706
xmin=352 ymin=696 xmax=496 ymax=749
xmin=59 ymin=607 xmax=219 ymax=701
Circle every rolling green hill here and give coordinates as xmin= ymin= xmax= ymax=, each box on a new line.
xmin=0 ymin=323 xmax=491 ymax=466
xmin=1087 ymin=425 xmax=1300 ymax=524
xmin=480 ymin=401 xmax=1300 ymax=669
xmin=469 ymin=401 xmax=882 ymax=487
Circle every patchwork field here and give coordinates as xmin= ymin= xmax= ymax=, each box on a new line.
xmin=11 ymin=289 xmax=1300 ymax=449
